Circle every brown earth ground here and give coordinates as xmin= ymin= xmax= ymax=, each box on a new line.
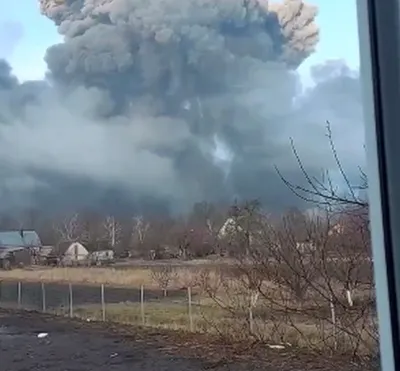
xmin=0 ymin=309 xmax=374 ymax=371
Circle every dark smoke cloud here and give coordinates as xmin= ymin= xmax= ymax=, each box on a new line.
xmin=0 ymin=0 xmax=364 ymax=215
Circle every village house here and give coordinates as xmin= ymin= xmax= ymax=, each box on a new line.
xmin=40 ymin=240 xmax=115 ymax=266
xmin=0 ymin=230 xmax=43 ymax=269
xmin=0 ymin=229 xmax=42 ymax=249
xmin=40 ymin=241 xmax=90 ymax=266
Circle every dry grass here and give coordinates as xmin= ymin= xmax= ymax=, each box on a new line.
xmin=0 ymin=265 xmax=223 ymax=290
xmin=72 ymin=301 xmax=225 ymax=333
xmin=48 ymin=300 xmax=376 ymax=354
xmin=0 ymin=267 xmax=156 ymax=288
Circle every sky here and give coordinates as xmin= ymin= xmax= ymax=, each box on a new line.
xmin=298 ymin=0 xmax=360 ymax=83
xmin=0 ymin=1 xmax=360 ymax=83
xmin=0 ymin=1 xmax=62 ymax=81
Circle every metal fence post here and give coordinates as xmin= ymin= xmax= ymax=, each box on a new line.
xmin=41 ymin=282 xmax=46 ymax=313
xmin=69 ymin=283 xmax=73 ymax=318
xmin=17 ymin=282 xmax=21 ymax=309
xmin=140 ymin=285 xmax=145 ymax=325
xmin=188 ymin=286 xmax=193 ymax=332
xmin=101 ymin=284 xmax=106 ymax=321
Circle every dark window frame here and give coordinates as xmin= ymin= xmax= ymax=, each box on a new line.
xmin=357 ymin=1 xmax=400 ymax=370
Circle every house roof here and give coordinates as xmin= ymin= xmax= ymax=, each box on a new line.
xmin=0 ymin=230 xmax=42 ymax=248
xmin=55 ymin=241 xmax=89 ymax=256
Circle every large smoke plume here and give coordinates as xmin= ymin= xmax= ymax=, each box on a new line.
xmin=0 ymin=0 xmax=364 ymax=215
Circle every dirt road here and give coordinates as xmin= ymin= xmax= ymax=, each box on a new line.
xmin=0 ymin=310 xmax=213 ymax=371
xmin=0 ymin=309 xmax=371 ymax=371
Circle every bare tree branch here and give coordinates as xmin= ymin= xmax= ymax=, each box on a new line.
xmin=53 ymin=213 xmax=83 ymax=242
xmin=275 ymin=121 xmax=367 ymax=209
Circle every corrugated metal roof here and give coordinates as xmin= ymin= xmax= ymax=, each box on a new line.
xmin=22 ymin=230 xmax=42 ymax=246
xmin=0 ymin=230 xmax=42 ymax=247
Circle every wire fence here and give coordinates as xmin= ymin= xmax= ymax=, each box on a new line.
xmin=0 ymin=279 xmax=379 ymax=358
xmin=0 ymin=280 xmax=198 ymax=332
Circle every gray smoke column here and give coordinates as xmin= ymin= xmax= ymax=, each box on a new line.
xmin=39 ymin=0 xmax=319 ymax=67
xmin=0 ymin=1 xmax=363 ymax=214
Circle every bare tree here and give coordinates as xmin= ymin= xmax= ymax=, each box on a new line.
xmin=219 ymin=200 xmax=263 ymax=258
xmin=78 ymin=211 xmax=104 ymax=246
xmin=238 ymin=265 xmax=265 ymax=334
xmin=197 ymin=185 xmax=375 ymax=355
xmin=275 ymin=120 xmax=368 ymax=210
xmin=230 ymin=210 xmax=377 ymax=354
xmin=132 ymin=216 xmax=150 ymax=245
xmin=168 ymin=220 xmax=193 ymax=260
xmin=176 ymin=267 xmax=202 ymax=289
xmin=53 ymin=213 xmax=83 ymax=242
xmin=189 ymin=201 xmax=228 ymax=256
xmin=263 ymin=121 xmax=377 ymax=357
xmin=150 ymin=265 xmax=177 ymax=297
xmin=142 ymin=217 xmax=175 ymax=260
xmin=102 ymin=215 xmax=122 ymax=248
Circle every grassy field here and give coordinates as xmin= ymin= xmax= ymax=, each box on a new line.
xmin=0 ymin=265 xmax=219 ymax=289
xmin=69 ymin=300 xmax=376 ymax=353
xmin=0 ymin=265 xmax=378 ymax=356
xmin=74 ymin=301 xmax=223 ymax=332
xmin=0 ymin=266 xmax=154 ymax=287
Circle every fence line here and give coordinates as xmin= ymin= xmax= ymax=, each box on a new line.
xmin=0 ymin=280 xmax=196 ymax=332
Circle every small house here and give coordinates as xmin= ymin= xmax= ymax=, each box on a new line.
xmin=57 ymin=242 xmax=89 ymax=266
xmin=0 ymin=247 xmax=32 ymax=269
xmin=0 ymin=230 xmax=43 ymax=267
xmin=89 ymin=250 xmax=114 ymax=265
